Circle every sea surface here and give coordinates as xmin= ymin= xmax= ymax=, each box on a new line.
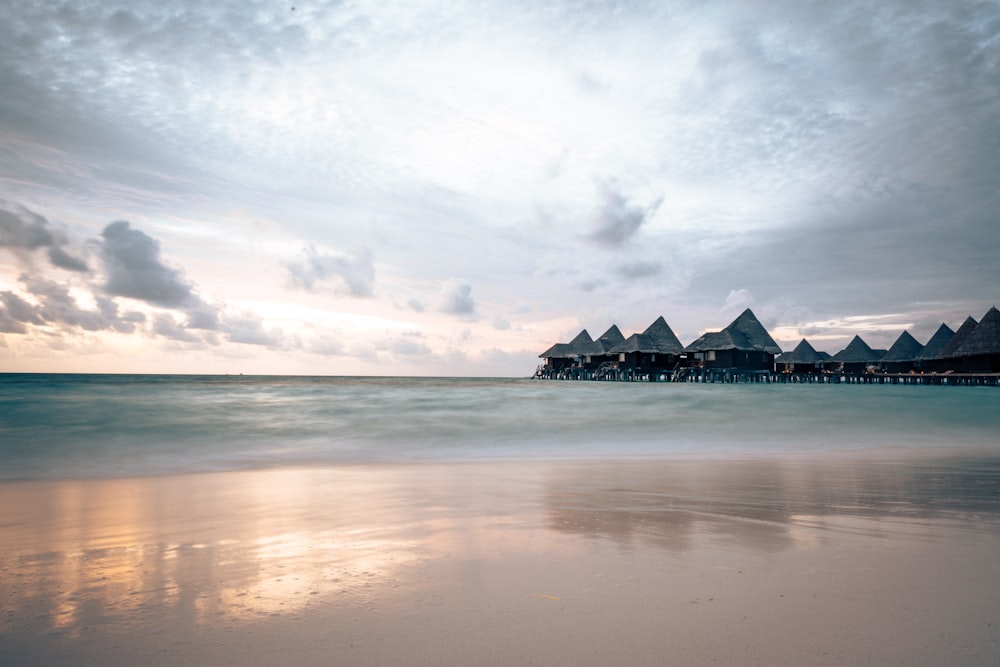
xmin=1 ymin=373 xmax=998 ymax=480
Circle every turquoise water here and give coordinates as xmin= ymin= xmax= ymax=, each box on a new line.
xmin=0 ymin=374 xmax=998 ymax=480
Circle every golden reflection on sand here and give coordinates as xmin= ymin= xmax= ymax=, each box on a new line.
xmin=0 ymin=468 xmax=427 ymax=637
xmin=2 ymin=456 xmax=999 ymax=666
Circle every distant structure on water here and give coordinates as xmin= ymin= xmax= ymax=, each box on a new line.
xmin=534 ymin=306 xmax=1000 ymax=384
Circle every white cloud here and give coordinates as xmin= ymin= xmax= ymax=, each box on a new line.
xmin=2 ymin=1 xmax=999 ymax=374
xmin=438 ymin=278 xmax=476 ymax=317
xmin=286 ymin=245 xmax=375 ymax=297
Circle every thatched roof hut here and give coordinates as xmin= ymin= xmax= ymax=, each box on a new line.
xmin=881 ymin=331 xmax=924 ymax=362
xmin=776 ymin=339 xmax=823 ymax=364
xmin=879 ymin=330 xmax=924 ymax=372
xmin=953 ymin=306 xmax=1000 ymax=358
xmin=685 ymin=308 xmax=781 ymax=354
xmin=684 ymin=308 xmax=781 ymax=370
xmin=609 ymin=316 xmax=685 ymax=371
xmin=581 ymin=325 xmax=626 ymax=357
xmin=936 ymin=316 xmax=978 ymax=359
xmin=915 ymin=323 xmax=955 ymax=360
xmin=775 ymin=338 xmax=826 ymax=373
xmin=612 ymin=316 xmax=685 ymax=356
xmin=832 ymin=335 xmax=883 ymax=363
xmin=538 ymin=328 xmax=594 ymax=369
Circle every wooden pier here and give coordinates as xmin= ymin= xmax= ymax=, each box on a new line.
xmin=534 ymin=367 xmax=1000 ymax=386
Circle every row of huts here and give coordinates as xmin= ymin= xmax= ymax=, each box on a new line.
xmin=535 ymin=306 xmax=1000 ymax=380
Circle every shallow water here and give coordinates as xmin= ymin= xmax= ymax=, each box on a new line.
xmin=1 ymin=373 xmax=998 ymax=479
xmin=1 ymin=459 xmax=999 ymax=666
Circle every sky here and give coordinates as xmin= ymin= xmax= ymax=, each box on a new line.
xmin=1 ymin=0 xmax=999 ymax=376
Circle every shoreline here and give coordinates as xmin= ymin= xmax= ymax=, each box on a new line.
xmin=3 ymin=454 xmax=999 ymax=665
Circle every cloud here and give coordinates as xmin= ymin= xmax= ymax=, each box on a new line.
xmin=48 ymin=246 xmax=89 ymax=272
xmin=0 ymin=291 xmax=45 ymax=327
xmin=438 ymin=278 xmax=476 ymax=316
xmin=223 ymin=315 xmax=287 ymax=348
xmin=614 ymin=259 xmax=663 ymax=280
xmin=722 ymin=289 xmax=755 ymax=314
xmin=186 ymin=304 xmax=223 ymax=331
xmin=407 ymin=298 xmax=426 ymax=313
xmin=100 ymin=221 xmax=197 ymax=307
xmin=377 ymin=332 xmax=432 ymax=357
xmin=585 ymin=184 xmax=662 ymax=247
xmin=153 ymin=313 xmax=202 ymax=343
xmin=286 ymin=245 xmax=375 ymax=297
xmin=0 ymin=201 xmax=89 ymax=271
xmin=5 ymin=274 xmax=144 ymax=334
xmin=0 ymin=204 xmax=54 ymax=249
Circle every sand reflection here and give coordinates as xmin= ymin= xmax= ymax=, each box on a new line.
xmin=3 ymin=457 xmax=1000 ymax=665
xmin=543 ymin=455 xmax=1000 ymax=552
xmin=0 ymin=468 xmax=424 ymax=638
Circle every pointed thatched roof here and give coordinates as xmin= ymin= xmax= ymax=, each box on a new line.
xmin=937 ymin=316 xmax=978 ymax=358
xmin=609 ymin=316 xmax=685 ymax=355
xmin=581 ymin=325 xmax=627 ymax=356
xmin=539 ymin=342 xmax=569 ymax=358
xmin=539 ymin=328 xmax=594 ymax=359
xmin=775 ymin=339 xmax=823 ymax=364
xmin=915 ymin=323 xmax=955 ymax=360
xmin=684 ymin=308 xmax=782 ymax=354
xmin=832 ymin=335 xmax=882 ymax=363
xmin=568 ymin=329 xmax=595 ymax=354
xmin=640 ymin=316 xmax=685 ymax=353
xmin=953 ymin=306 xmax=1000 ymax=357
xmin=727 ymin=309 xmax=782 ymax=354
xmin=881 ymin=331 xmax=924 ymax=362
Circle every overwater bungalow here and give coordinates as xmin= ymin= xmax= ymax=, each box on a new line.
xmin=879 ymin=331 xmax=924 ymax=373
xmin=534 ymin=304 xmax=1000 ymax=383
xmin=609 ymin=316 xmax=685 ymax=374
xmin=538 ymin=329 xmax=594 ymax=374
xmin=775 ymin=339 xmax=829 ymax=374
xmin=949 ymin=306 xmax=1000 ymax=372
xmin=684 ymin=308 xmax=782 ymax=371
xmin=580 ymin=325 xmax=626 ymax=370
xmin=913 ymin=323 xmax=955 ymax=370
xmin=829 ymin=335 xmax=884 ymax=374
xmin=923 ymin=316 xmax=978 ymax=372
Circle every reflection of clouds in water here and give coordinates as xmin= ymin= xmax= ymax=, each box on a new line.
xmin=543 ymin=456 xmax=1000 ymax=553
xmin=0 ymin=470 xmax=423 ymax=637
xmin=3 ymin=455 xmax=1000 ymax=645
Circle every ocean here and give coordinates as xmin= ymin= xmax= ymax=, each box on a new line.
xmin=2 ymin=373 xmax=998 ymax=481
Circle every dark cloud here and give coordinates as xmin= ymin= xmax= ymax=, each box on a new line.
xmin=286 ymin=245 xmax=375 ymax=297
xmin=614 ymin=259 xmax=663 ymax=280
xmin=0 ymin=204 xmax=54 ymax=248
xmin=585 ymin=185 xmax=662 ymax=247
xmin=1 ymin=291 xmax=45 ymax=326
xmin=438 ymin=278 xmax=476 ymax=316
xmin=0 ymin=308 xmax=26 ymax=334
xmin=5 ymin=274 xmax=144 ymax=334
xmin=0 ymin=201 xmax=89 ymax=271
xmin=100 ymin=220 xmax=197 ymax=307
xmin=48 ymin=246 xmax=89 ymax=272
xmin=153 ymin=313 xmax=202 ymax=343
xmin=186 ymin=305 xmax=223 ymax=331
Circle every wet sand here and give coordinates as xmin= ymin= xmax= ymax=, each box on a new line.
xmin=2 ymin=454 xmax=999 ymax=665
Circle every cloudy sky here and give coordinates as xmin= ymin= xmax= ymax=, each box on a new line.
xmin=2 ymin=0 xmax=998 ymax=375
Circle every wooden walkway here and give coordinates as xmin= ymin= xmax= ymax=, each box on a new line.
xmin=535 ymin=368 xmax=1000 ymax=386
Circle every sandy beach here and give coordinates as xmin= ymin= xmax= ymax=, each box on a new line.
xmin=2 ymin=454 xmax=999 ymax=665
